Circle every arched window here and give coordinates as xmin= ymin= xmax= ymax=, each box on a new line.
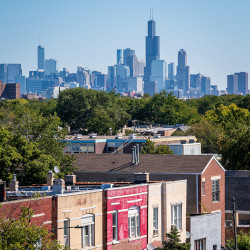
xmin=112 ymin=210 xmax=118 ymax=241
xmin=81 ymin=214 xmax=95 ymax=248
xmin=128 ymin=206 xmax=140 ymax=238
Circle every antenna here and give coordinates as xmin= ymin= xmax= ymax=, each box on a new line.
xmin=54 ymin=166 xmax=60 ymax=174
xmin=149 ymin=8 xmax=151 ymax=20
xmin=39 ymin=36 xmax=40 ymax=46
xmin=152 ymin=7 xmax=154 ymax=20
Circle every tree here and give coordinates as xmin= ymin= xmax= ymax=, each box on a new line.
xmin=141 ymin=140 xmax=173 ymax=155
xmin=157 ymin=227 xmax=190 ymax=250
xmin=227 ymin=231 xmax=250 ymax=250
xmin=0 ymin=205 xmax=62 ymax=249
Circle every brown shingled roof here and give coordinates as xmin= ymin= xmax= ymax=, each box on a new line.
xmin=74 ymin=154 xmax=214 ymax=174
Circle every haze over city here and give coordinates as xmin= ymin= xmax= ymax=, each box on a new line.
xmin=1 ymin=0 xmax=250 ymax=89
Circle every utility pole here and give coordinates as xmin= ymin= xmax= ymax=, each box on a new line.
xmin=232 ymin=197 xmax=238 ymax=250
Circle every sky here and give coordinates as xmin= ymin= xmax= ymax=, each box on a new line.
xmin=0 ymin=0 xmax=250 ymax=89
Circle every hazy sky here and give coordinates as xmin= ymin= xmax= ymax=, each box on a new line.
xmin=1 ymin=0 xmax=250 ymax=89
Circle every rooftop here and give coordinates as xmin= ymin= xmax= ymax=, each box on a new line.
xmin=74 ymin=154 xmax=216 ymax=174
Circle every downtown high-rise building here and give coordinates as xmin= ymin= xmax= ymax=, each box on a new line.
xmin=177 ymin=49 xmax=190 ymax=91
xmin=150 ymin=60 xmax=167 ymax=92
xmin=0 ymin=64 xmax=22 ymax=83
xmin=227 ymin=74 xmax=238 ymax=94
xmin=117 ymin=49 xmax=122 ymax=65
xmin=201 ymin=76 xmax=211 ymax=95
xmin=235 ymin=72 xmax=248 ymax=95
xmin=168 ymin=62 xmax=175 ymax=80
xmin=144 ymin=18 xmax=160 ymax=82
xmin=123 ymin=48 xmax=135 ymax=65
xmin=38 ymin=45 xmax=45 ymax=70
xmin=45 ymin=59 xmax=57 ymax=75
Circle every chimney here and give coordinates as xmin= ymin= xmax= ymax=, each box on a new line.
xmin=52 ymin=179 xmax=65 ymax=194
xmin=0 ymin=181 xmax=6 ymax=202
xmin=65 ymin=174 xmax=76 ymax=186
xmin=10 ymin=174 xmax=19 ymax=191
xmin=136 ymin=144 xmax=140 ymax=164
xmin=132 ymin=146 xmax=135 ymax=164
xmin=134 ymin=172 xmax=149 ymax=184
xmin=47 ymin=171 xmax=54 ymax=186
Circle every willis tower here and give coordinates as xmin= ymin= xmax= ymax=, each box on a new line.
xmin=144 ymin=17 xmax=160 ymax=82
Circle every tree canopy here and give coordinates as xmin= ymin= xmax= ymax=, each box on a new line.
xmin=141 ymin=140 xmax=173 ymax=155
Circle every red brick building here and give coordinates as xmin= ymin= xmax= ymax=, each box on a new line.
xmin=0 ymin=80 xmax=21 ymax=99
xmin=104 ymin=184 xmax=148 ymax=250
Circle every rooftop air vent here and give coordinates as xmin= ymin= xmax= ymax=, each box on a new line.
xmin=181 ymin=140 xmax=187 ymax=144
xmin=189 ymin=139 xmax=195 ymax=143
xmin=76 ymin=134 xmax=82 ymax=139
xmin=154 ymin=134 xmax=161 ymax=138
xmin=89 ymin=133 xmax=97 ymax=138
xmin=115 ymin=134 xmax=122 ymax=139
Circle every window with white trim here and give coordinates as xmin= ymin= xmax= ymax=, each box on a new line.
xmin=81 ymin=214 xmax=95 ymax=248
xmin=112 ymin=210 xmax=118 ymax=241
xmin=194 ymin=238 xmax=206 ymax=250
xmin=128 ymin=206 xmax=140 ymax=238
xmin=64 ymin=218 xmax=70 ymax=247
xmin=171 ymin=204 xmax=182 ymax=230
xmin=212 ymin=179 xmax=220 ymax=202
xmin=153 ymin=207 xmax=158 ymax=235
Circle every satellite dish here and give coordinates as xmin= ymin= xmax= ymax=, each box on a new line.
xmin=147 ymin=243 xmax=154 ymax=250
xmin=186 ymin=231 xmax=190 ymax=239
xmin=54 ymin=166 xmax=60 ymax=174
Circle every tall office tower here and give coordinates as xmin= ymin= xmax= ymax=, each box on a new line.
xmin=127 ymin=55 xmax=139 ymax=77
xmin=15 ymin=75 xmax=26 ymax=94
xmin=107 ymin=66 xmax=116 ymax=91
xmin=45 ymin=59 xmax=57 ymax=75
xmin=0 ymin=64 xmax=22 ymax=83
xmin=190 ymin=73 xmax=202 ymax=89
xmin=168 ymin=63 xmax=174 ymax=80
xmin=137 ymin=59 xmax=145 ymax=76
xmin=144 ymin=18 xmax=160 ymax=82
xmin=123 ymin=48 xmax=135 ymax=65
xmin=177 ymin=49 xmax=190 ymax=91
xmin=201 ymin=76 xmax=211 ymax=95
xmin=227 ymin=74 xmax=238 ymax=94
xmin=235 ymin=72 xmax=248 ymax=95
xmin=150 ymin=60 xmax=166 ymax=92
xmin=116 ymin=64 xmax=130 ymax=92
xmin=59 ymin=68 xmax=69 ymax=81
xmin=117 ymin=49 xmax=123 ymax=65
xmin=38 ymin=45 xmax=45 ymax=70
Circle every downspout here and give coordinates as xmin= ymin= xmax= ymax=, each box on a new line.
xmin=196 ymin=174 xmax=199 ymax=213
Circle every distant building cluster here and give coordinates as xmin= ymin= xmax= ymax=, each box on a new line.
xmin=0 ymin=18 xmax=249 ymax=99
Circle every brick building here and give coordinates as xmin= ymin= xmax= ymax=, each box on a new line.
xmin=225 ymin=170 xmax=250 ymax=239
xmin=74 ymin=154 xmax=226 ymax=246
xmin=0 ymin=80 xmax=21 ymax=99
xmin=104 ymin=184 xmax=148 ymax=250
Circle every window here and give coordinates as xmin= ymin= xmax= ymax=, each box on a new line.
xmin=202 ymin=181 xmax=205 ymax=196
xmin=81 ymin=215 xmax=95 ymax=248
xmin=112 ymin=210 xmax=118 ymax=241
xmin=194 ymin=238 xmax=206 ymax=250
xmin=212 ymin=179 xmax=220 ymax=202
xmin=171 ymin=204 xmax=182 ymax=230
xmin=153 ymin=207 xmax=159 ymax=235
xmin=128 ymin=206 xmax=140 ymax=238
xmin=213 ymin=245 xmax=217 ymax=250
xmin=64 ymin=218 xmax=70 ymax=247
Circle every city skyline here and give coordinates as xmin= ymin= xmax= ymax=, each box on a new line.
xmin=1 ymin=0 xmax=250 ymax=89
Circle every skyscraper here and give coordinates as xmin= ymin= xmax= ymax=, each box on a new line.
xmin=117 ymin=49 xmax=122 ymax=65
xmin=168 ymin=63 xmax=175 ymax=80
xmin=177 ymin=49 xmax=190 ymax=91
xmin=150 ymin=60 xmax=166 ymax=92
xmin=227 ymin=74 xmax=238 ymax=94
xmin=0 ymin=64 xmax=22 ymax=83
xmin=235 ymin=72 xmax=248 ymax=95
xmin=144 ymin=18 xmax=160 ymax=82
xmin=201 ymin=76 xmax=211 ymax=95
xmin=123 ymin=48 xmax=135 ymax=65
xmin=38 ymin=45 xmax=45 ymax=70
xmin=127 ymin=55 xmax=138 ymax=77
xmin=45 ymin=59 xmax=57 ymax=75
